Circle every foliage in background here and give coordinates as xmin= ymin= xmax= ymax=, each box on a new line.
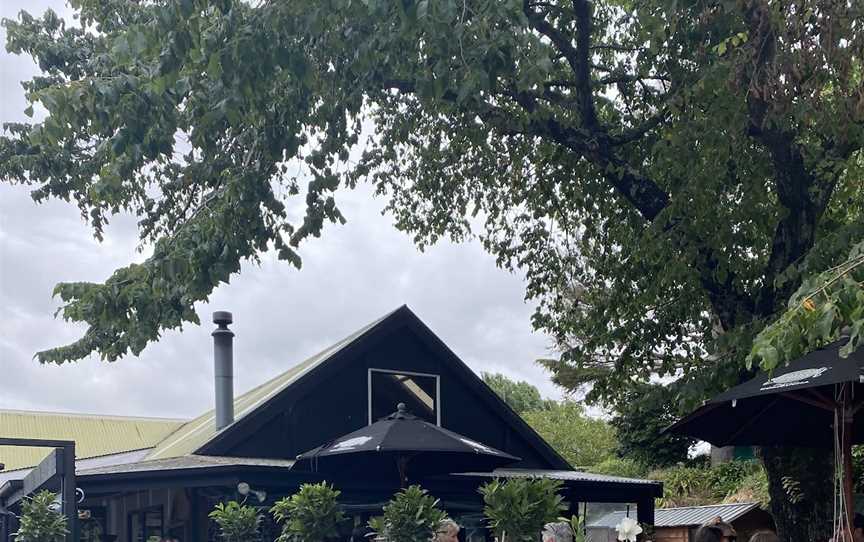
xmin=650 ymin=460 xmax=765 ymax=509
xmin=271 ymin=483 xmax=345 ymax=542
xmin=368 ymin=485 xmax=447 ymax=542
xmin=588 ymin=457 xmax=649 ymax=480
xmin=483 ymin=373 xmax=617 ymax=469
xmin=482 ymin=372 xmax=549 ymax=414
xmin=480 ymin=478 xmax=565 ymax=542
xmin=609 ymin=383 xmax=693 ymax=469
xmin=209 ymin=501 xmax=262 ymax=542
xmin=522 ymin=401 xmax=616 ymax=469
xmin=15 ymin=490 xmax=68 ymax=542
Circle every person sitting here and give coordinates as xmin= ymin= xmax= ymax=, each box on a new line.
xmin=694 ymin=517 xmax=737 ymax=542
xmin=748 ymin=532 xmax=779 ymax=542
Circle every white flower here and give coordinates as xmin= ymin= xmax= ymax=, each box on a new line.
xmin=615 ymin=517 xmax=643 ymax=542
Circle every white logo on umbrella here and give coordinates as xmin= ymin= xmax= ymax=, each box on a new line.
xmin=761 ymin=367 xmax=829 ymax=390
xmin=459 ymin=437 xmax=496 ymax=454
xmin=331 ymin=436 xmax=373 ymax=451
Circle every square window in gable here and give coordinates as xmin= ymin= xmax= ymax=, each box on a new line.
xmin=369 ymin=369 xmax=439 ymax=425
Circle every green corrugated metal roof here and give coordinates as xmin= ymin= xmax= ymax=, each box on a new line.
xmin=0 ymin=410 xmax=185 ymax=471
xmin=146 ymin=310 xmax=393 ymax=460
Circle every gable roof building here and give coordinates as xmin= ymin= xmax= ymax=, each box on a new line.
xmin=1 ymin=306 xmax=662 ymax=541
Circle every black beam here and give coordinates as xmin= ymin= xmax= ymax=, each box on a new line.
xmin=0 ymin=438 xmax=76 ymax=542
xmin=0 ymin=438 xmax=74 ymax=449
xmin=22 ymin=449 xmax=62 ymax=496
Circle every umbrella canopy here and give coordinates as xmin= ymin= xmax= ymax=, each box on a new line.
xmin=292 ymin=403 xmax=520 ymax=486
xmin=668 ymin=338 xmax=864 ymax=539
xmin=668 ymin=338 xmax=864 ymax=448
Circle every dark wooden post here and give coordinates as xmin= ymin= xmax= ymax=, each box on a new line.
xmin=843 ymin=385 xmax=855 ymax=541
xmin=636 ymin=494 xmax=655 ymax=526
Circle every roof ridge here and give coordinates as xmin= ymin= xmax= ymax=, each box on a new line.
xmin=0 ymin=408 xmax=187 ymax=423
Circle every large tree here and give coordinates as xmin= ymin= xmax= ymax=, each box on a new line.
xmin=2 ymin=0 xmax=863 ymax=537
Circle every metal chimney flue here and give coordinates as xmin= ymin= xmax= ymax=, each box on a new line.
xmin=212 ymin=311 xmax=235 ymax=430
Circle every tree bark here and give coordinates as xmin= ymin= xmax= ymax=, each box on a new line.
xmin=761 ymin=446 xmax=835 ymax=541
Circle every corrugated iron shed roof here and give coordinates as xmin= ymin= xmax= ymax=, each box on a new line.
xmin=78 ymin=454 xmax=296 ymax=476
xmin=590 ymin=502 xmax=762 ymax=529
xmin=146 ymin=310 xmax=394 ymax=460
xmin=0 ymin=409 xmax=185 ymax=471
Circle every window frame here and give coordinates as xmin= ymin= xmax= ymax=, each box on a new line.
xmin=367 ymin=368 xmax=441 ymax=426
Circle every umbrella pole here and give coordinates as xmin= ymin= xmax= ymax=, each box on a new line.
xmin=398 ymin=455 xmax=409 ymax=489
xmin=843 ymin=386 xmax=855 ymax=538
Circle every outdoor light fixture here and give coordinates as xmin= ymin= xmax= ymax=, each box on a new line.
xmin=237 ymin=482 xmax=267 ymax=503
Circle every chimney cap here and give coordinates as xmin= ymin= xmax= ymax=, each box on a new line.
xmin=213 ymin=311 xmax=233 ymax=326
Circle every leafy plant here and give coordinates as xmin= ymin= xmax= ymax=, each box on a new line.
xmin=271 ymin=482 xmax=345 ymax=542
xmin=750 ymin=240 xmax=864 ymax=370
xmin=368 ymin=485 xmax=448 ymax=542
xmin=209 ymin=501 xmax=262 ymax=542
xmin=565 ymin=516 xmax=586 ymax=542
xmin=15 ymin=490 xmax=68 ymax=542
xmin=480 ymin=478 xmax=565 ymax=542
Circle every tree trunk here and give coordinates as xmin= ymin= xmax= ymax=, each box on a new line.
xmin=761 ymin=446 xmax=835 ymax=541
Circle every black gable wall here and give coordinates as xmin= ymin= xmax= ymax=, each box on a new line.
xmin=221 ymin=315 xmax=565 ymax=469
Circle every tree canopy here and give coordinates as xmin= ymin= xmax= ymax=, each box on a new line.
xmin=482 ymin=372 xmax=617 ymax=468
xmin=609 ymin=383 xmax=692 ymax=469
xmin=3 ymin=0 xmax=863 ymax=536
xmin=4 ymin=0 xmax=862 ymax=376
xmin=522 ymin=400 xmax=617 ymax=468
xmin=481 ymin=371 xmax=548 ymax=414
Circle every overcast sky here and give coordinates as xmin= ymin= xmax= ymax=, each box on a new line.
xmin=0 ymin=0 xmax=564 ymax=421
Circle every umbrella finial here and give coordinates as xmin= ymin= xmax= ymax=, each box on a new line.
xmin=397 ymin=402 xmax=407 ymax=413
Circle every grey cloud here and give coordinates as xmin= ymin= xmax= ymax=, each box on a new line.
xmin=0 ymin=0 xmax=563 ymax=421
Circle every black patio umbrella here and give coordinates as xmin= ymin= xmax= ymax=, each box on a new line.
xmin=668 ymin=337 xmax=864 ymax=536
xmin=292 ymin=403 xmax=520 ymax=487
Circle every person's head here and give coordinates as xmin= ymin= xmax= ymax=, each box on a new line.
xmin=437 ymin=519 xmax=460 ymax=542
xmin=748 ymin=532 xmax=779 ymax=542
xmin=694 ymin=517 xmax=737 ymax=542
xmin=542 ymin=522 xmax=573 ymax=542
xmin=854 ymin=513 xmax=864 ymax=541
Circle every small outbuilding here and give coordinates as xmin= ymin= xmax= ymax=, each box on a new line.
xmin=588 ymin=502 xmax=774 ymax=542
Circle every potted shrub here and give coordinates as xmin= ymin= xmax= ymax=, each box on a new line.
xmin=480 ymin=478 xmax=566 ymax=542
xmin=15 ymin=490 xmax=68 ymax=542
xmin=271 ymin=482 xmax=345 ymax=542
xmin=368 ymin=485 xmax=448 ymax=542
xmin=209 ymin=501 xmax=262 ymax=542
